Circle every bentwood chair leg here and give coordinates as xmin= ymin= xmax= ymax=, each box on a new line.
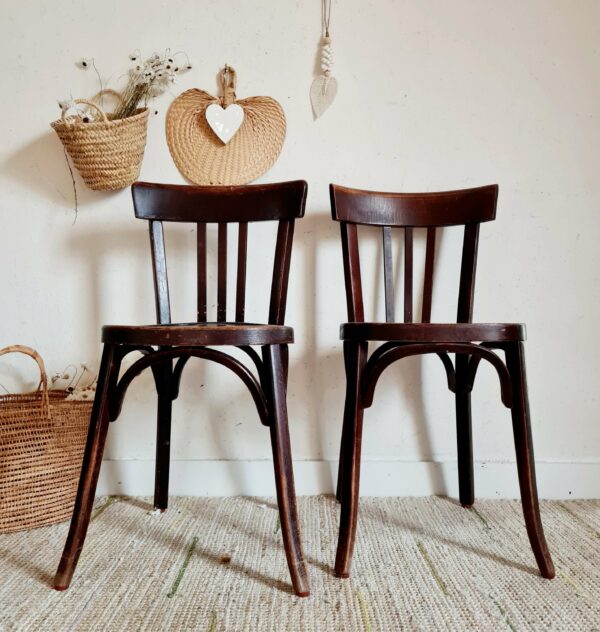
xmin=336 ymin=342 xmax=353 ymax=502
xmin=153 ymin=360 xmax=173 ymax=512
xmin=335 ymin=340 xmax=367 ymax=578
xmin=455 ymin=391 xmax=474 ymax=507
xmin=154 ymin=393 xmax=173 ymax=512
xmin=455 ymin=354 xmax=475 ymax=507
xmin=264 ymin=344 xmax=310 ymax=597
xmin=506 ymin=342 xmax=555 ymax=579
xmin=335 ymin=429 xmax=346 ymax=503
xmin=281 ymin=343 xmax=289 ymax=389
xmin=54 ymin=344 xmax=119 ymax=590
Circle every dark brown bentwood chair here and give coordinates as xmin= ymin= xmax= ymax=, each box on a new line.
xmin=54 ymin=181 xmax=310 ymax=597
xmin=331 ymin=183 xmax=555 ymax=581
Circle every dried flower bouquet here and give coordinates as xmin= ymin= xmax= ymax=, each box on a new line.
xmin=51 ymin=50 xmax=192 ymax=195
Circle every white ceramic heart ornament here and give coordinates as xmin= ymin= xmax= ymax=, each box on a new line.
xmin=205 ymin=103 xmax=244 ymax=144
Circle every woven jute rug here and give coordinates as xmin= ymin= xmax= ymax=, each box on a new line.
xmin=0 ymin=496 xmax=598 ymax=631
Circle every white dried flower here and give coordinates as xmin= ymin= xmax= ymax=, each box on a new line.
xmin=112 ymin=48 xmax=192 ymax=119
xmin=58 ymin=98 xmax=76 ymax=112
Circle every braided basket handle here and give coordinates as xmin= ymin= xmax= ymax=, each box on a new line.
xmin=61 ymin=99 xmax=109 ymax=124
xmin=0 ymin=345 xmax=50 ymax=417
xmin=220 ymin=65 xmax=238 ymax=106
xmin=93 ymin=88 xmax=125 ymax=105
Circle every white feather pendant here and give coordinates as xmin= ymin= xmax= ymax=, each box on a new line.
xmin=310 ymin=36 xmax=337 ymax=118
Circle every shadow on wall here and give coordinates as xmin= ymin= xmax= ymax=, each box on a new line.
xmin=2 ymin=128 xmax=114 ymax=210
xmin=297 ymin=212 xmax=449 ymax=496
xmin=63 ymin=226 xmax=150 ymax=342
xmin=0 ymin=132 xmax=449 ymax=494
xmin=70 ymin=207 xmax=447 ymax=496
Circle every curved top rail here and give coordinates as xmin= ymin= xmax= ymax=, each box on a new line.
xmin=132 ymin=180 xmax=307 ymax=223
xmin=330 ymin=183 xmax=498 ymax=227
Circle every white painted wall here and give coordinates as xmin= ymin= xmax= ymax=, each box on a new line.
xmin=1 ymin=0 xmax=599 ymax=498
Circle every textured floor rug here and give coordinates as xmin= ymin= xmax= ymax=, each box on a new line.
xmin=0 ymin=496 xmax=598 ymax=631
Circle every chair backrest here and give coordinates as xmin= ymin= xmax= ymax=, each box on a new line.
xmin=329 ymin=183 xmax=499 ymax=323
xmin=131 ymin=180 xmax=307 ymax=325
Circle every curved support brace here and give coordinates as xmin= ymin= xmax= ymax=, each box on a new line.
xmin=108 ymin=346 xmax=269 ymax=425
xmin=367 ymin=343 xmax=456 ymax=395
xmin=238 ymin=346 xmax=267 ymax=387
xmin=108 ymin=345 xmax=157 ymax=421
xmin=368 ymin=341 xmax=404 ymax=366
xmin=464 ymin=342 xmax=512 ymax=397
xmin=171 ymin=347 xmax=266 ymax=402
xmin=465 ymin=355 xmax=483 ymax=393
xmin=171 ymin=356 xmax=190 ymax=399
xmin=362 ymin=342 xmax=512 ymax=408
xmin=436 ymin=352 xmax=457 ymax=392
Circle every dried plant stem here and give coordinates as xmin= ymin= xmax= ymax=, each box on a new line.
xmin=62 ymin=148 xmax=79 ymax=223
xmin=114 ymin=83 xmax=149 ymax=120
xmin=91 ymin=59 xmax=104 ymax=109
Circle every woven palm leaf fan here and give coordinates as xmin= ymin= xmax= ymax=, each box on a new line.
xmin=166 ymin=66 xmax=286 ymax=185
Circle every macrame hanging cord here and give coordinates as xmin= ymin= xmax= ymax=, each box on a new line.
xmin=320 ymin=0 xmax=334 ymax=80
xmin=310 ymin=0 xmax=338 ymax=118
xmin=323 ymin=0 xmax=332 ymax=38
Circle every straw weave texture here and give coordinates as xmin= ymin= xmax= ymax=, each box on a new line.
xmin=1 ymin=496 xmax=598 ymax=630
xmin=0 ymin=390 xmax=91 ymax=533
xmin=51 ymin=108 xmax=149 ymax=191
xmin=166 ymin=89 xmax=286 ymax=185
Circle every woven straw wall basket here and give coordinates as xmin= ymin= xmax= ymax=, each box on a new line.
xmin=0 ymin=346 xmax=92 ymax=533
xmin=166 ymin=66 xmax=286 ymax=185
xmin=51 ymin=99 xmax=149 ymax=191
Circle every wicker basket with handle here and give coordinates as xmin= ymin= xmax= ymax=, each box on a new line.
xmin=51 ymin=99 xmax=149 ymax=191
xmin=0 ymin=346 xmax=92 ymax=533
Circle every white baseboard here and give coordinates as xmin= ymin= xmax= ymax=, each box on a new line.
xmin=97 ymin=459 xmax=600 ymax=499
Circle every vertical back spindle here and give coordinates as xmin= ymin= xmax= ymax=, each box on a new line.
xmin=404 ymin=227 xmax=414 ymax=323
xmin=421 ymin=227 xmax=437 ymax=323
xmin=269 ymin=220 xmax=295 ymax=325
xmin=235 ymin=222 xmax=248 ymax=322
xmin=197 ymin=223 xmax=207 ymax=322
xmin=340 ymin=223 xmax=365 ymax=322
xmin=149 ymin=221 xmax=171 ymax=324
xmin=457 ymin=223 xmax=480 ymax=323
xmin=217 ymin=223 xmax=227 ymax=322
xmin=382 ymin=226 xmax=395 ymax=322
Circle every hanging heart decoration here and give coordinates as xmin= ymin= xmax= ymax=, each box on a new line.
xmin=205 ymin=102 xmax=245 ymax=144
xmin=166 ymin=66 xmax=286 ymax=185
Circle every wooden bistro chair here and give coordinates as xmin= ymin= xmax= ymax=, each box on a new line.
xmin=54 ymin=181 xmax=310 ymax=597
xmin=330 ymin=183 xmax=555 ymax=581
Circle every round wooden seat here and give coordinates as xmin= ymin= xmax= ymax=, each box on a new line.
xmin=102 ymin=322 xmax=294 ymax=347
xmin=340 ymin=322 xmax=526 ymax=343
